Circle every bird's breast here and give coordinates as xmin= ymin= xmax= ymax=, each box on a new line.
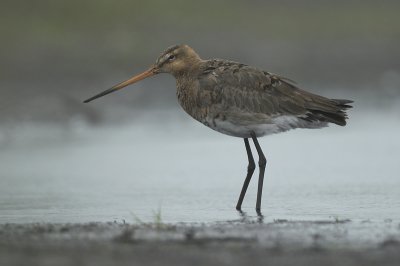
xmin=176 ymin=80 xmax=269 ymax=138
xmin=176 ymin=79 xmax=214 ymax=123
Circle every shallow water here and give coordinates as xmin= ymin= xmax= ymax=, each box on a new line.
xmin=0 ymin=108 xmax=399 ymax=224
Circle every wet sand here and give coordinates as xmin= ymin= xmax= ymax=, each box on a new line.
xmin=1 ymin=219 xmax=400 ymax=266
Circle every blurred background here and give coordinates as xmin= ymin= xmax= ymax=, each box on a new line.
xmin=1 ymin=0 xmax=400 ymax=128
xmin=0 ymin=0 xmax=399 ymax=223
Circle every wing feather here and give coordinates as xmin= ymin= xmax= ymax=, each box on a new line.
xmin=198 ymin=59 xmax=352 ymax=126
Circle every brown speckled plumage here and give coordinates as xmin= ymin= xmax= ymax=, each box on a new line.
xmin=154 ymin=45 xmax=353 ymax=138
xmin=84 ymin=44 xmax=353 ymax=213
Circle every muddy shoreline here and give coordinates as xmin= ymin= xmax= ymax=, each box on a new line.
xmin=1 ymin=219 xmax=399 ymax=266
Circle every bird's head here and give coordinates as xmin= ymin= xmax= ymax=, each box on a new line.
xmin=83 ymin=44 xmax=201 ymax=103
xmin=154 ymin=44 xmax=202 ymax=75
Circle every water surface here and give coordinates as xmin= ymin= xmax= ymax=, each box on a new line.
xmin=0 ymin=109 xmax=399 ymax=224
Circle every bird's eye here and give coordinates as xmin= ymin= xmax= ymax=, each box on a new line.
xmin=167 ymin=54 xmax=176 ymax=61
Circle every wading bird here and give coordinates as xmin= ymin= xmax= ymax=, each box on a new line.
xmin=84 ymin=44 xmax=352 ymax=214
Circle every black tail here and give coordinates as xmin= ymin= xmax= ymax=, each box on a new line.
xmin=331 ymin=99 xmax=353 ymax=109
xmin=304 ymin=98 xmax=353 ymax=126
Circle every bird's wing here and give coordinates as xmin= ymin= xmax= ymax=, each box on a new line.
xmin=198 ymin=60 xmax=352 ymax=125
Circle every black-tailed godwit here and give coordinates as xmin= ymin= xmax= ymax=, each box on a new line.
xmin=84 ymin=44 xmax=353 ymax=214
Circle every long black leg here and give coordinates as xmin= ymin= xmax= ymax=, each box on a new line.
xmin=250 ymin=131 xmax=267 ymax=214
xmin=236 ymin=138 xmax=256 ymax=211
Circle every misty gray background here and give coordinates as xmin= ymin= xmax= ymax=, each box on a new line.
xmin=0 ymin=0 xmax=399 ymax=223
xmin=1 ymin=0 xmax=399 ymax=127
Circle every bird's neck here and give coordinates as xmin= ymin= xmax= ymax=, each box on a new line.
xmin=174 ymin=59 xmax=209 ymax=95
xmin=172 ymin=58 xmax=204 ymax=79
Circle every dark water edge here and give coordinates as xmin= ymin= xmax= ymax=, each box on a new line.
xmin=1 ymin=220 xmax=400 ymax=266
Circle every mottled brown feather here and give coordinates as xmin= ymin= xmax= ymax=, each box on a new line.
xmin=185 ymin=59 xmax=352 ymax=126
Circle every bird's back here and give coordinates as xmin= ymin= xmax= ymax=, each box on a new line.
xmin=176 ymin=59 xmax=352 ymax=138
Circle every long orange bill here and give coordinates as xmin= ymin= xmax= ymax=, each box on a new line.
xmin=83 ymin=67 xmax=157 ymax=103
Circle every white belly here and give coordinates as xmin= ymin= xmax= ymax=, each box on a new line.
xmin=205 ymin=115 xmax=326 ymax=138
